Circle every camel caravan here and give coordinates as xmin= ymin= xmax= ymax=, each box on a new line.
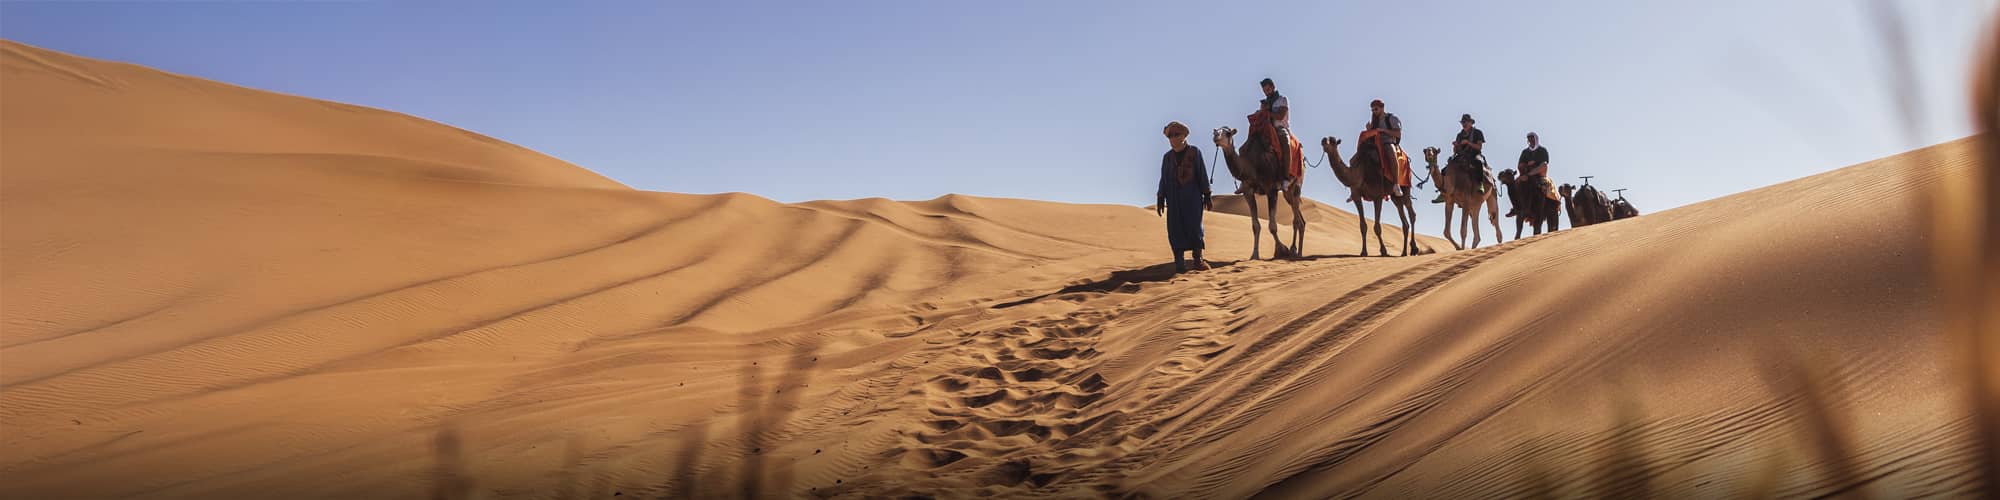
xmin=1157 ymin=78 xmax=1641 ymax=270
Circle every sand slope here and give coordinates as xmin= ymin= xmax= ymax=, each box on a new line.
xmin=0 ymin=40 xmax=1980 ymax=498
xmin=1 ymin=41 xmax=1434 ymax=498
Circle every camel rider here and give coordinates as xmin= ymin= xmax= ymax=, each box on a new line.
xmin=1520 ymin=132 xmax=1549 ymax=178
xmin=1436 ymin=113 xmax=1486 ymax=203
xmin=1352 ymin=99 xmax=1402 ymax=202
xmin=1257 ymin=78 xmax=1292 ymax=177
xmin=1519 ymin=131 xmax=1554 ymax=200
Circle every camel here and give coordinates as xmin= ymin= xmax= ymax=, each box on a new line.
xmin=1611 ymin=190 xmax=1641 ymax=220
xmin=1499 ymin=169 xmax=1561 ymax=238
xmin=1321 ymin=136 xmax=1418 ymax=256
xmin=1212 ymin=126 xmax=1305 ymax=259
xmin=1422 ymin=147 xmax=1500 ymax=249
xmin=1558 ymin=182 xmax=1615 ymax=228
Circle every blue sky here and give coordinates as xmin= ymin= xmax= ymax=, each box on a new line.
xmin=2 ymin=1 xmax=1993 ymax=238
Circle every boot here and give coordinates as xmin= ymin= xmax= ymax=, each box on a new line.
xmin=1431 ymin=188 xmax=1447 ymax=204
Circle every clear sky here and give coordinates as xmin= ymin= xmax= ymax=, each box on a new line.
xmin=2 ymin=1 xmax=1993 ymax=239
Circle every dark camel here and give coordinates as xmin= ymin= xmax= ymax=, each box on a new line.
xmin=1499 ymin=169 xmax=1561 ymax=238
xmin=1212 ymin=126 xmax=1305 ymax=259
xmin=1559 ymin=182 xmax=1615 ymax=228
xmin=1321 ymin=136 xmax=1418 ymax=256
xmin=1611 ymin=192 xmax=1641 ymax=220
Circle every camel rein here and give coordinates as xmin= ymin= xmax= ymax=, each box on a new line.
xmin=1209 ymin=147 xmax=1220 ymax=185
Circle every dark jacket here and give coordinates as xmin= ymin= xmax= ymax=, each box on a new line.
xmin=1519 ymin=146 xmax=1550 ymax=175
xmin=1454 ymin=127 xmax=1486 ymax=156
xmin=1158 ymin=146 xmax=1210 ymax=209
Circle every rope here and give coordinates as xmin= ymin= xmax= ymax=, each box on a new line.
xmin=1303 ymin=151 xmax=1326 ymax=169
xmin=1209 ymin=147 xmax=1220 ymax=184
xmin=1210 ymin=147 xmax=1239 ymax=191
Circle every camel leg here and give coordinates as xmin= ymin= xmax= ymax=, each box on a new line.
xmin=1371 ymin=200 xmax=1388 ymax=256
xmin=1266 ymin=190 xmax=1288 ymax=258
xmin=1461 ymin=201 xmax=1472 ymax=249
xmin=1489 ymin=194 xmax=1504 ymax=245
xmin=1351 ymin=196 xmax=1369 ymax=257
xmin=1409 ymin=200 xmax=1421 ymax=252
xmin=1465 ymin=205 xmax=1478 ymax=249
xmin=1288 ymin=188 xmax=1306 ymax=257
xmin=1397 ymin=200 xmax=1412 ymax=256
xmin=1247 ymin=191 xmax=1262 ymax=260
xmin=1442 ymin=201 xmax=1459 ymax=250
xmin=1465 ymin=202 xmax=1478 ymax=249
xmin=1399 ymin=198 xmax=1416 ymax=255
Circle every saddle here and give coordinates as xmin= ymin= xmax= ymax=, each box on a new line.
xmin=1357 ymin=130 xmax=1411 ymax=188
xmin=1247 ymin=110 xmax=1303 ymax=182
xmin=1446 ymin=153 xmax=1491 ymax=193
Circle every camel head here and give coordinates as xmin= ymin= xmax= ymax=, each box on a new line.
xmin=1212 ymin=127 xmax=1237 ymax=149
xmin=1559 ymin=183 xmax=1575 ymax=199
xmin=1320 ymin=136 xmax=1342 ymax=155
xmin=1422 ymin=146 xmax=1441 ymax=165
xmin=1498 ymin=169 xmax=1518 ymax=185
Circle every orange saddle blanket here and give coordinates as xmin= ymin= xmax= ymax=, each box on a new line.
xmin=1358 ymin=130 xmax=1412 ymax=188
xmin=1248 ymin=110 xmax=1304 ymax=182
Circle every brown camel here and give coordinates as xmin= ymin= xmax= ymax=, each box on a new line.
xmin=1611 ymin=191 xmax=1641 ymax=220
xmin=1321 ymin=136 xmax=1418 ymax=256
xmin=1499 ymin=169 xmax=1561 ymax=238
xmin=1559 ymin=182 xmax=1615 ymax=227
xmin=1212 ymin=126 xmax=1305 ymax=259
xmin=1422 ymin=147 xmax=1500 ymax=249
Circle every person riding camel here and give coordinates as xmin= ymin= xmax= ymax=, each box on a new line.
xmin=1250 ymin=78 xmax=1297 ymax=183
xmin=1435 ymin=113 xmax=1487 ymax=204
xmin=1517 ymin=131 xmax=1556 ymax=210
xmin=1349 ymin=99 xmax=1404 ymax=202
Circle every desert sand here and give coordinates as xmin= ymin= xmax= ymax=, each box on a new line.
xmin=0 ymin=40 xmax=1985 ymax=498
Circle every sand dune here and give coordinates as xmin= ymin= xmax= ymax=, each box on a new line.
xmin=0 ymin=39 xmax=1982 ymax=498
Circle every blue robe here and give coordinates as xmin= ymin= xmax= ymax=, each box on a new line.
xmin=1157 ymin=146 xmax=1210 ymax=252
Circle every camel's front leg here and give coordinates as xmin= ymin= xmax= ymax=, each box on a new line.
xmin=1247 ymin=191 xmax=1263 ymax=260
xmin=1351 ymin=196 xmax=1369 ymax=257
